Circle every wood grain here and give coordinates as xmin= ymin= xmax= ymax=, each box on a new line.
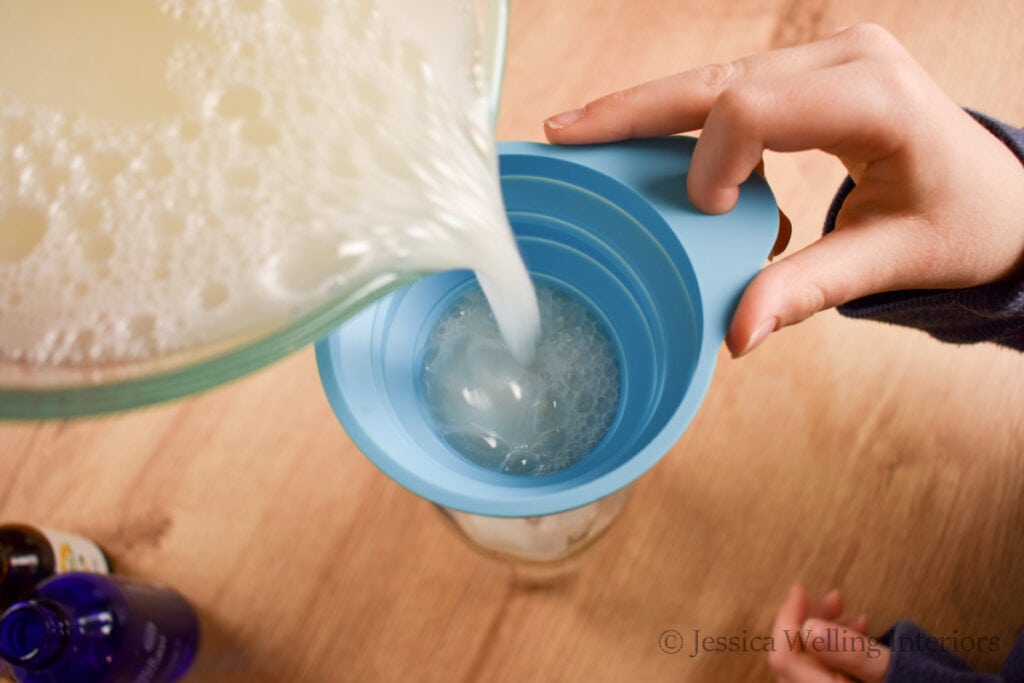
xmin=2 ymin=1 xmax=1023 ymax=681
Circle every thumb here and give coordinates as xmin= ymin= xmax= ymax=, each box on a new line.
xmin=726 ymin=219 xmax=922 ymax=357
xmin=799 ymin=618 xmax=892 ymax=683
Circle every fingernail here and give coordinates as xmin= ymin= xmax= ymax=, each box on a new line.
xmin=733 ymin=317 xmax=778 ymax=358
xmin=544 ymin=107 xmax=585 ymax=130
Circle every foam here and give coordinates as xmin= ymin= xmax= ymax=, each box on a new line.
xmin=422 ymin=282 xmax=621 ymax=476
xmin=0 ymin=0 xmax=539 ymax=366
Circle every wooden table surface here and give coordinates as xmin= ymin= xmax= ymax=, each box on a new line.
xmin=3 ymin=1 xmax=1024 ymax=681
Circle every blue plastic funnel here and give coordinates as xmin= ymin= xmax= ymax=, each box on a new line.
xmin=316 ymin=136 xmax=778 ymax=517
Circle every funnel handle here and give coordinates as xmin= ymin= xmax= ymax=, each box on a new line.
xmin=498 ymin=137 xmax=779 ymax=345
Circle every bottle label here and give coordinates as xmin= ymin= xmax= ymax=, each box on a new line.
xmin=36 ymin=527 xmax=109 ymax=573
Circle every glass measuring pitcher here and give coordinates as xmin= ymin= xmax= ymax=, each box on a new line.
xmin=0 ymin=0 xmax=510 ymax=419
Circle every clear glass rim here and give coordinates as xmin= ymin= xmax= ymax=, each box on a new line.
xmin=0 ymin=0 xmax=509 ymax=420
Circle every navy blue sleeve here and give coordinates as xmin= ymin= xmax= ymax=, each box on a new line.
xmin=877 ymin=620 xmax=1024 ymax=683
xmin=879 ymin=620 xmax=1003 ymax=682
xmin=822 ymin=111 xmax=1024 ymax=350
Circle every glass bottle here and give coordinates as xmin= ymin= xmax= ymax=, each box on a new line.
xmin=436 ymin=487 xmax=632 ymax=584
xmin=0 ymin=573 xmax=199 ymax=683
xmin=0 ymin=525 xmax=110 ymax=609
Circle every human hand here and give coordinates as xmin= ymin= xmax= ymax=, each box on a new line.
xmin=544 ymin=24 xmax=1024 ymax=356
xmin=769 ymin=584 xmax=891 ymax=683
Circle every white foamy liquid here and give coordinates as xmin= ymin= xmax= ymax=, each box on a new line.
xmin=0 ymin=0 xmax=539 ymax=366
xmin=422 ymin=282 xmax=620 ymax=476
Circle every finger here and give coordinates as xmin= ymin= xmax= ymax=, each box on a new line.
xmin=801 ymin=619 xmax=892 ymax=683
xmin=772 ymin=585 xmax=812 ymax=662
xmin=544 ymin=67 xmax=735 ymax=143
xmin=770 ymin=587 xmax=851 ymax=682
xmin=845 ymin=615 xmax=869 ymax=634
xmin=807 ymin=589 xmax=843 ymax=621
xmin=543 ymin=29 xmax=866 ymax=145
xmin=726 ymin=213 xmax=926 ymax=357
xmin=687 ymin=61 xmax=900 ymax=213
xmin=769 ymin=585 xmax=815 ymax=680
xmin=773 ymin=585 xmax=811 ymax=641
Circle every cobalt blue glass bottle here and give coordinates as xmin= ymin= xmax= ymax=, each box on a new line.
xmin=0 ymin=572 xmax=199 ymax=683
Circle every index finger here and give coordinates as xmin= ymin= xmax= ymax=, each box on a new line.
xmin=770 ymin=585 xmax=846 ymax=682
xmin=772 ymin=584 xmax=811 ymax=653
xmin=543 ymin=30 xmax=854 ymax=144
